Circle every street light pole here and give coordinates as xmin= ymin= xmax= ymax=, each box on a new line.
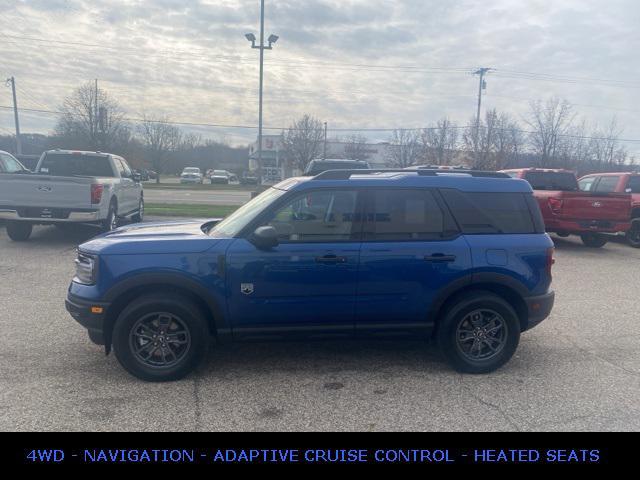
xmin=246 ymin=1 xmax=278 ymax=184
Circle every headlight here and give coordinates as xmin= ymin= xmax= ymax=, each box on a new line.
xmin=74 ymin=251 xmax=98 ymax=285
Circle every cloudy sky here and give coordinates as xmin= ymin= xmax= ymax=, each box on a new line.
xmin=0 ymin=0 xmax=639 ymax=153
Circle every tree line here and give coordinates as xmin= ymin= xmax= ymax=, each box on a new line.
xmin=281 ymin=99 xmax=636 ymax=175
xmin=0 ymin=82 xmax=247 ymax=182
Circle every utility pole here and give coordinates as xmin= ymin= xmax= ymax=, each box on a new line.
xmin=5 ymin=77 xmax=22 ymax=155
xmin=473 ymin=67 xmax=491 ymax=133
xmin=94 ymin=78 xmax=99 ymax=149
xmin=245 ymin=1 xmax=278 ymax=184
xmin=323 ymin=121 xmax=327 ymax=159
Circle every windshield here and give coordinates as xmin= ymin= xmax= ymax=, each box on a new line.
xmin=213 ymin=170 xmax=226 ymax=175
xmin=37 ymin=154 xmax=114 ymax=177
xmin=183 ymin=168 xmax=200 ymax=174
xmin=209 ymin=187 xmax=287 ymax=237
xmin=523 ymin=172 xmax=578 ymax=191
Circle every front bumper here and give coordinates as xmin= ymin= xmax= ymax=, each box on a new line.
xmin=523 ymin=290 xmax=555 ymax=331
xmin=65 ymin=292 xmax=110 ymax=344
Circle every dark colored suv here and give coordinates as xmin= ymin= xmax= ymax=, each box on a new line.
xmin=65 ymin=169 xmax=555 ymax=381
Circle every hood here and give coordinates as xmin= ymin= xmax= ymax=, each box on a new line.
xmin=79 ymin=219 xmax=225 ymax=255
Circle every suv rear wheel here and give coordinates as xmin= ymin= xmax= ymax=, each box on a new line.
xmin=580 ymin=233 xmax=607 ymax=248
xmin=112 ymin=293 xmax=210 ymax=381
xmin=626 ymin=218 xmax=640 ymax=248
xmin=6 ymin=221 xmax=33 ymax=241
xmin=437 ymin=291 xmax=520 ymax=374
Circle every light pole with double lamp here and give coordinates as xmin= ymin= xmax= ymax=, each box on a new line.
xmin=245 ymin=0 xmax=278 ymax=184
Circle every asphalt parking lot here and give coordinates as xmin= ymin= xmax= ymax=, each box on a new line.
xmin=0 ymin=223 xmax=639 ymax=432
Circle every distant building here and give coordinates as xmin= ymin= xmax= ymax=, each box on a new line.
xmin=248 ymin=134 xmax=394 ymax=183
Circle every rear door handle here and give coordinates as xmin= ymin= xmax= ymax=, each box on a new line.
xmin=424 ymin=254 xmax=456 ymax=263
xmin=315 ymin=254 xmax=347 ymax=264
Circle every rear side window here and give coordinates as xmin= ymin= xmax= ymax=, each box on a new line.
xmin=523 ymin=171 xmax=578 ymax=191
xmin=594 ymin=176 xmax=620 ymax=193
xmin=440 ymin=190 xmax=541 ymax=234
xmin=365 ymin=189 xmax=450 ymax=241
xmin=38 ymin=154 xmax=115 ymax=177
xmin=627 ymin=176 xmax=640 ymax=193
xmin=578 ymin=176 xmax=596 ymax=192
xmin=0 ymin=153 xmax=24 ymax=173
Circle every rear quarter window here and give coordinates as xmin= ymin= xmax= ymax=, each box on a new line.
xmin=440 ymin=189 xmax=542 ymax=234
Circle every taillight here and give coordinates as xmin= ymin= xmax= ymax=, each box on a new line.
xmin=91 ymin=184 xmax=104 ymax=204
xmin=548 ymin=197 xmax=563 ymax=214
xmin=546 ymin=247 xmax=555 ymax=279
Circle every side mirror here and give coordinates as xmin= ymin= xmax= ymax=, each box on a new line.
xmin=132 ymin=172 xmax=142 ymax=182
xmin=250 ymin=225 xmax=279 ymax=249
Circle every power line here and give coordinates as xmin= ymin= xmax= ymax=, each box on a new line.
xmin=3 ymin=104 xmax=640 ymax=143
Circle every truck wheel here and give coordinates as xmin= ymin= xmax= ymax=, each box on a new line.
xmin=626 ymin=219 xmax=640 ymax=248
xmin=112 ymin=293 xmax=210 ymax=382
xmin=102 ymin=202 xmax=118 ymax=232
xmin=131 ymin=197 xmax=144 ymax=223
xmin=436 ymin=291 xmax=520 ymax=374
xmin=6 ymin=221 xmax=33 ymax=241
xmin=555 ymin=231 xmax=570 ymax=238
xmin=580 ymin=233 xmax=607 ymax=248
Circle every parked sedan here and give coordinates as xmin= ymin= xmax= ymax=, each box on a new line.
xmin=209 ymin=170 xmax=230 ymax=184
xmin=180 ymin=167 xmax=203 ymax=184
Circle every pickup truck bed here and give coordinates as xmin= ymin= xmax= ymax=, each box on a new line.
xmin=501 ymin=168 xmax=631 ymax=247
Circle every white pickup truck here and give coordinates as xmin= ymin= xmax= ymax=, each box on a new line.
xmin=0 ymin=149 xmax=144 ymax=241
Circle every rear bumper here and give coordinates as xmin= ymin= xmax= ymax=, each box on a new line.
xmin=523 ymin=291 xmax=555 ymax=331
xmin=65 ymin=292 xmax=110 ymax=344
xmin=0 ymin=208 xmax=100 ymax=223
xmin=545 ymin=218 xmax=630 ymax=234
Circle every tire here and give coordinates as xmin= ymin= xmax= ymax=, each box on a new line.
xmin=580 ymin=233 xmax=607 ymax=248
xmin=626 ymin=218 xmax=640 ymax=248
xmin=131 ymin=197 xmax=144 ymax=223
xmin=6 ymin=221 xmax=33 ymax=241
xmin=555 ymin=231 xmax=570 ymax=238
xmin=102 ymin=201 xmax=118 ymax=232
xmin=112 ymin=293 xmax=210 ymax=382
xmin=436 ymin=291 xmax=521 ymax=374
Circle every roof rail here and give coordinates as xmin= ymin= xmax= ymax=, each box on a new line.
xmin=312 ymin=168 xmax=510 ymax=180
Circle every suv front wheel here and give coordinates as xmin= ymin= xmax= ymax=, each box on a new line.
xmin=437 ymin=291 xmax=521 ymax=374
xmin=112 ymin=293 xmax=210 ymax=381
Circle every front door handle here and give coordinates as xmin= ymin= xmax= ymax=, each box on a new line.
xmin=424 ymin=254 xmax=456 ymax=263
xmin=315 ymin=254 xmax=347 ymax=264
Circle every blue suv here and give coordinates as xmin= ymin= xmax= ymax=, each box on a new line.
xmin=65 ymin=169 xmax=555 ymax=381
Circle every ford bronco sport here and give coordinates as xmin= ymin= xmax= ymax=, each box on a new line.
xmin=65 ymin=169 xmax=555 ymax=381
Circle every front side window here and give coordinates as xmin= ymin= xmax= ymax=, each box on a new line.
xmin=0 ymin=153 xmax=25 ymax=173
xmin=264 ymin=189 xmax=359 ymax=242
xmin=594 ymin=176 xmax=620 ymax=193
xmin=578 ymin=176 xmax=596 ymax=192
xmin=366 ymin=189 xmax=446 ymax=241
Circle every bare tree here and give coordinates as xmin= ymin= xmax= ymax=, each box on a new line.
xmin=343 ymin=134 xmax=370 ymax=161
xmin=525 ymin=97 xmax=575 ymax=167
xmin=462 ymin=110 xmax=523 ymax=170
xmin=421 ymin=118 xmax=459 ymax=166
xmin=54 ymin=82 xmax=127 ymax=151
xmin=387 ymin=129 xmax=422 ymax=167
xmin=138 ymin=115 xmax=183 ymax=183
xmin=588 ymin=118 xmax=630 ymax=171
xmin=282 ymin=114 xmax=324 ymax=172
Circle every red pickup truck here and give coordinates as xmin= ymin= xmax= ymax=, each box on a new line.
xmin=577 ymin=172 xmax=640 ymax=248
xmin=501 ymin=168 xmax=632 ymax=248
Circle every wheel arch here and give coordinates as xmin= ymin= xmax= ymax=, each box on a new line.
xmin=429 ymin=274 xmax=529 ymax=336
xmin=102 ymin=273 xmax=228 ymax=353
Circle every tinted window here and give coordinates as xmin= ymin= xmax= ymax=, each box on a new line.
xmin=627 ymin=176 xmax=640 ymax=194
xmin=441 ymin=190 xmax=538 ymax=234
xmin=37 ymin=154 xmax=115 ymax=177
xmin=366 ymin=189 xmax=446 ymax=241
xmin=265 ymin=189 xmax=358 ymax=242
xmin=523 ymin=171 xmax=578 ymax=191
xmin=594 ymin=176 xmax=620 ymax=193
